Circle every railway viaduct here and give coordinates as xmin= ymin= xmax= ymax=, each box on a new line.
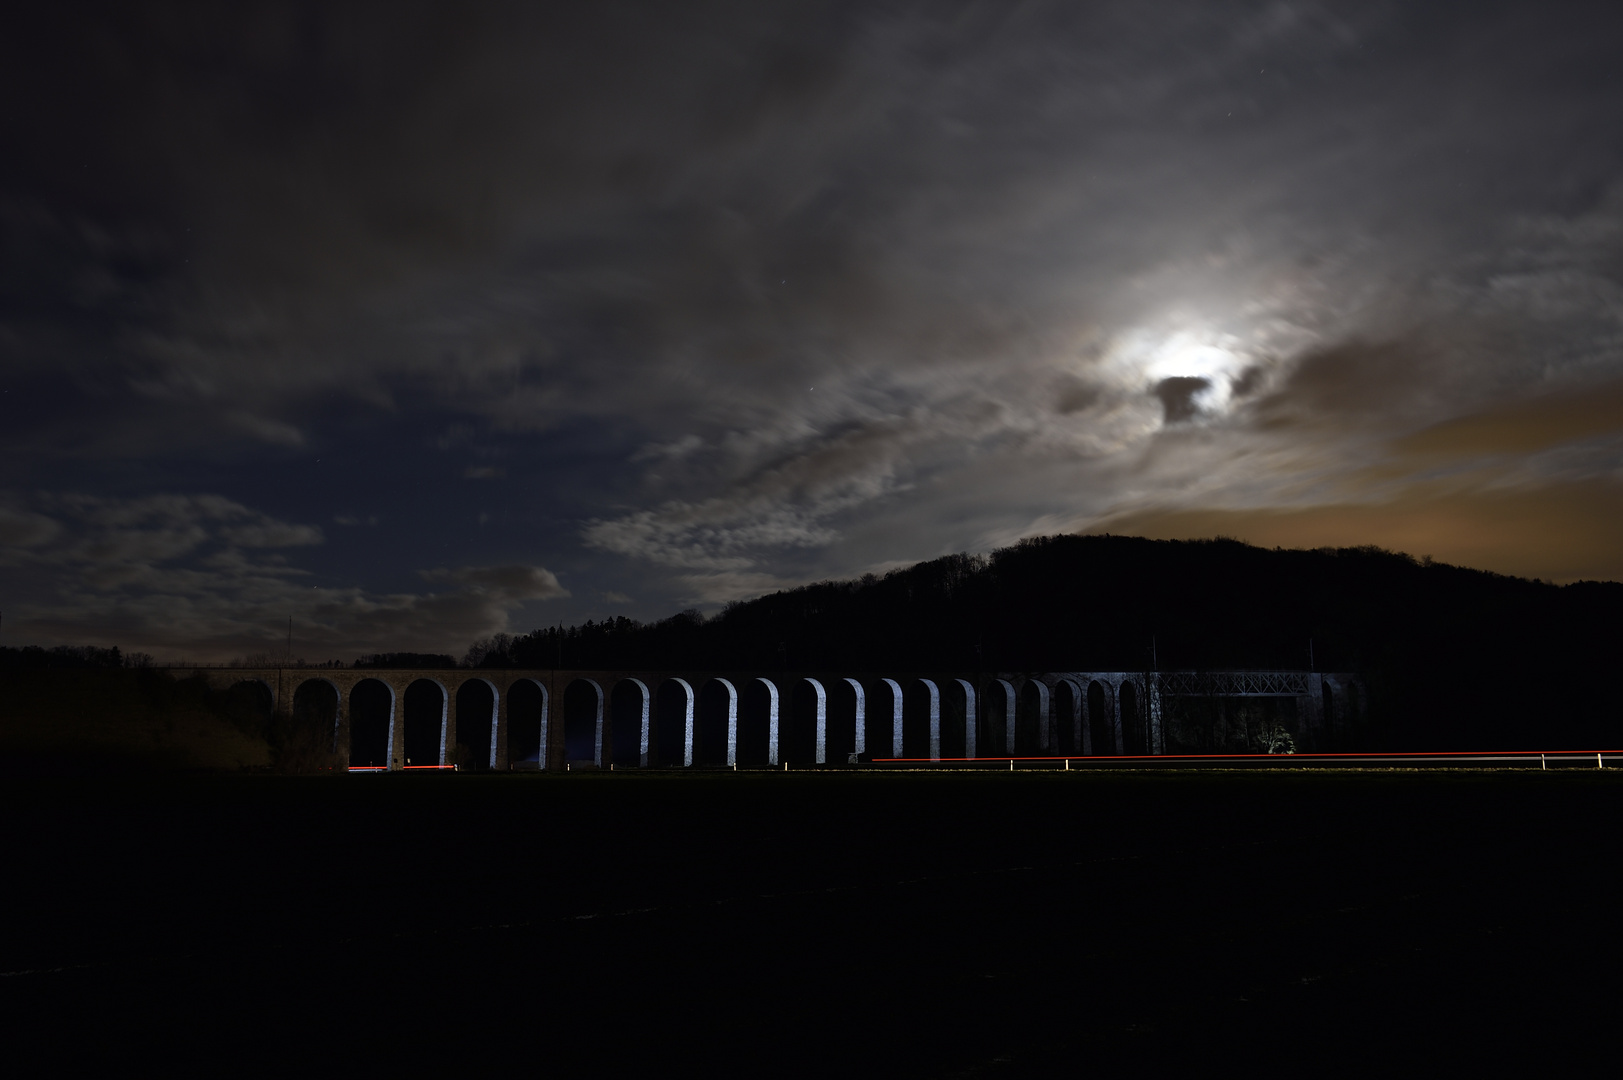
xmin=170 ymin=667 xmax=1366 ymax=769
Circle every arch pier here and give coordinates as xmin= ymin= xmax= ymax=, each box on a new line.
xmin=171 ymin=668 xmax=1365 ymax=769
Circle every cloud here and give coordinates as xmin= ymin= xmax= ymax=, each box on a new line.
xmin=2 ymin=492 xmax=317 ymax=569
xmin=16 ymin=579 xmax=543 ymax=663
xmin=672 ymin=569 xmax=804 ymax=606
xmin=0 ymin=493 xmax=564 ymax=658
xmin=1393 ymin=378 xmax=1623 ymax=460
xmin=631 ymin=434 xmax=703 ymax=462
xmin=220 ymin=521 xmax=324 ymax=548
xmin=1249 ymin=339 xmax=1448 ymax=432
xmin=0 ymin=507 xmax=60 ymax=547
xmin=6 ymin=2 xmax=1623 ymax=622
xmin=582 ymin=411 xmax=927 ymax=571
xmin=1093 ymin=478 xmax=1623 ymax=584
xmin=227 ymin=412 xmax=305 ymax=447
xmin=420 ymin=564 xmax=570 ymax=601
xmin=0 ymin=494 xmax=326 ymax=572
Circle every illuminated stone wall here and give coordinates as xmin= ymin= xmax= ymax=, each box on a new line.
xmin=171 ymin=666 xmax=1366 ymax=768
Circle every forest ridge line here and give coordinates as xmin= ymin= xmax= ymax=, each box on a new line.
xmin=5 ymin=535 xmax=1620 ymax=752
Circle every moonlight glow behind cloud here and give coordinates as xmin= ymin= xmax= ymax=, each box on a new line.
xmin=3 ymin=2 xmax=1623 ymax=658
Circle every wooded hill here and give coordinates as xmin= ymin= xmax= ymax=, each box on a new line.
xmin=475 ymin=535 xmax=1623 ymax=751
xmin=6 ymin=535 xmax=1618 ymax=755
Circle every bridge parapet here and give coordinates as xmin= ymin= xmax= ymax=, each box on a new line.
xmin=161 ymin=666 xmax=1362 ymax=769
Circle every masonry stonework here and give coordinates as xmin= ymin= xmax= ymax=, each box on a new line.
xmin=174 ymin=667 xmax=1365 ymax=769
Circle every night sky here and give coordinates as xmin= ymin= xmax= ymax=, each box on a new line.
xmin=5 ymin=2 xmax=1623 ymax=660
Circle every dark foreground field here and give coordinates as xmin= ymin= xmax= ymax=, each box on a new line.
xmin=5 ymin=769 xmax=1620 ymax=1075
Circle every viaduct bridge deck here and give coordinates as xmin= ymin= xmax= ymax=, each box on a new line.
xmin=171 ymin=667 xmax=1365 ymax=770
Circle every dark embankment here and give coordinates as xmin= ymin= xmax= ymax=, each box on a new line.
xmin=3 ymin=771 xmax=1618 ymax=1074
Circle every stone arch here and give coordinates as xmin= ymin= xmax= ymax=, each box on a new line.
xmin=928 ymin=678 xmax=941 ymax=763
xmin=349 ymin=678 xmax=395 ymax=769
xmin=1321 ymin=679 xmax=1336 ymax=750
xmin=977 ymin=679 xmax=1010 ymax=757
xmin=901 ymin=679 xmax=934 ymax=759
xmin=403 ymin=678 xmax=449 ymax=767
xmin=1120 ymin=679 xmax=1144 ymax=755
xmin=455 ymin=676 xmax=500 ymax=770
xmin=1054 ymin=678 xmax=1083 ymax=756
xmin=955 ymin=678 xmax=977 ymax=759
xmin=506 ymin=678 xmax=548 ymax=768
xmin=563 ymin=678 xmax=606 ymax=767
xmin=935 ymin=678 xmax=968 ymax=759
xmin=292 ymin=677 xmax=343 ymax=760
xmin=782 ymin=678 xmax=819 ymax=765
xmin=656 ymin=678 xmax=695 ymax=766
xmin=841 ymin=678 xmax=867 ymax=760
xmin=611 ymin=677 xmax=651 ymax=767
xmin=1017 ymin=679 xmax=1050 ymax=755
xmin=994 ymin=678 xmax=1017 ymax=757
xmin=794 ymin=678 xmax=827 ymax=765
xmin=835 ymin=680 xmax=864 ymax=757
xmin=1087 ymin=680 xmax=1115 ymax=755
xmin=225 ymin=678 xmax=275 ymax=733
xmin=696 ymin=678 xmax=738 ymax=766
xmin=878 ymin=678 xmax=903 ymax=759
xmin=737 ymin=677 xmax=780 ymax=767
xmin=911 ymin=678 xmax=942 ymax=761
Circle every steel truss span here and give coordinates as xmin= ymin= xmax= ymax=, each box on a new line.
xmin=1155 ymin=671 xmax=1314 ymax=697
